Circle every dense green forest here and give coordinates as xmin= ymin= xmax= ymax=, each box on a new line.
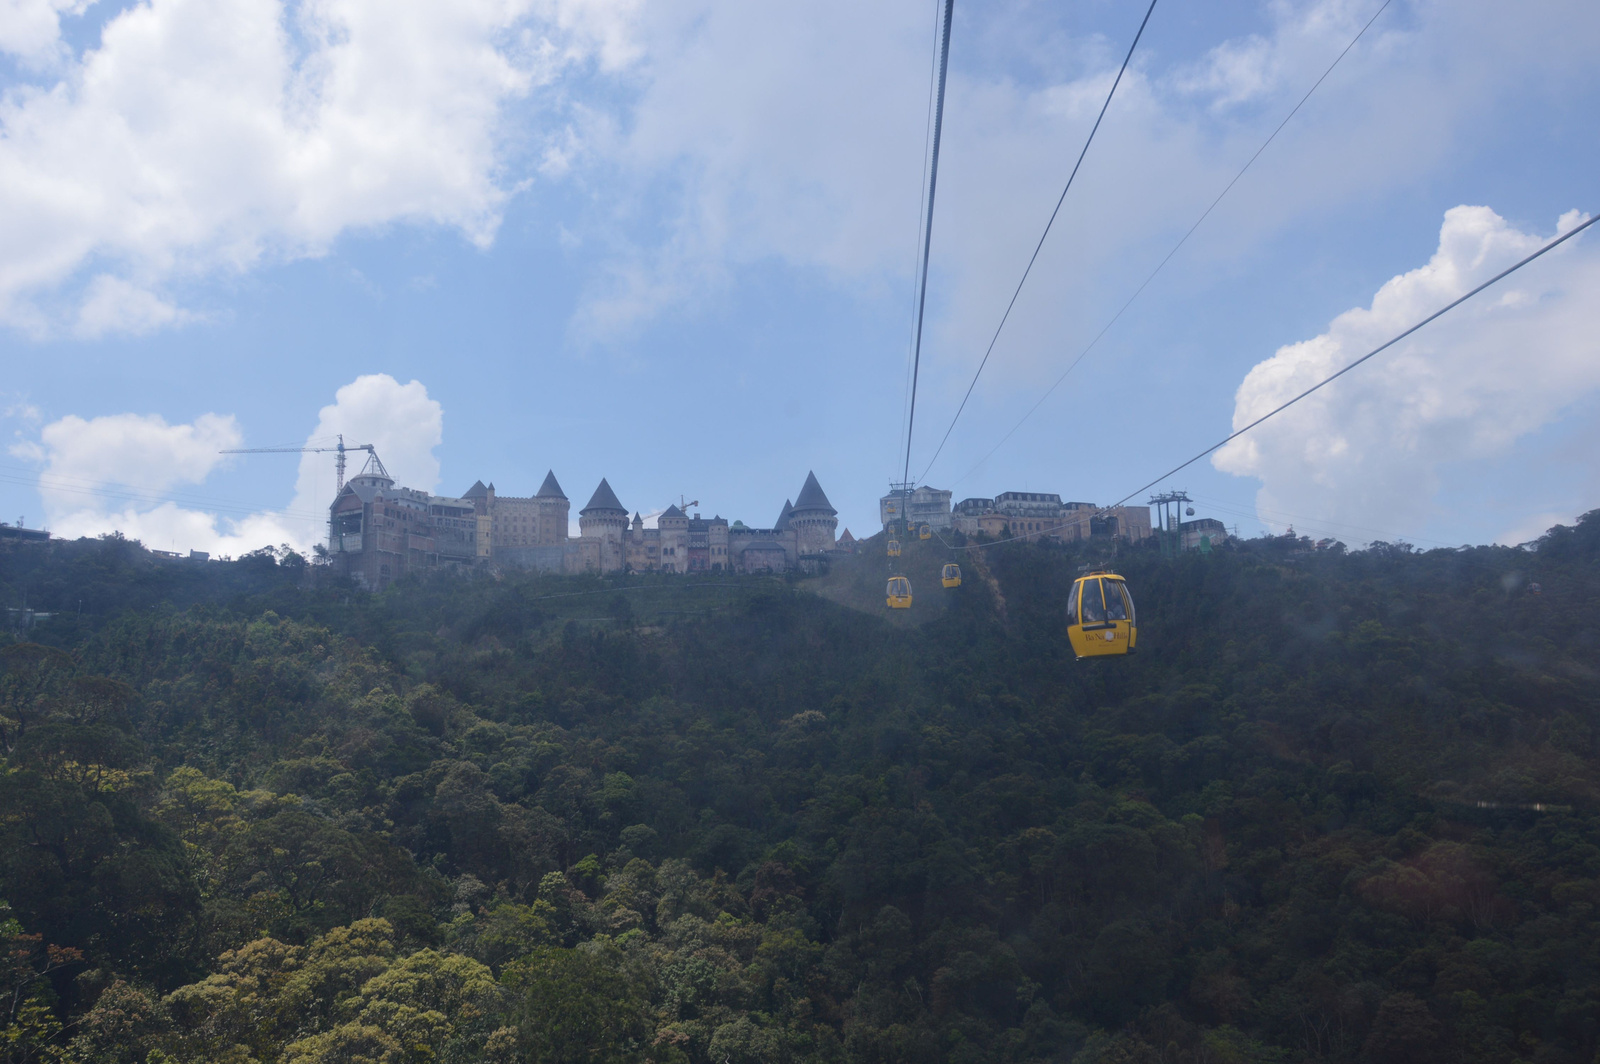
xmin=3 ymin=514 xmax=1600 ymax=1064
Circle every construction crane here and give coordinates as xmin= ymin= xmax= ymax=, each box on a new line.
xmin=219 ymin=434 xmax=383 ymax=493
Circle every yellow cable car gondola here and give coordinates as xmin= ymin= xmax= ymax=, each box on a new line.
xmin=942 ymin=563 xmax=962 ymax=588
xmin=886 ymin=575 xmax=913 ymax=609
xmin=1066 ymin=571 xmax=1136 ymax=658
xmin=919 ymin=524 xmax=932 ymax=540
xmin=887 ymin=538 xmax=901 ymax=557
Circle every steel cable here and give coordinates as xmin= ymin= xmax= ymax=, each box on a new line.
xmin=915 ymin=0 xmax=1161 ymax=483
xmin=940 ymin=0 xmax=1392 ymax=488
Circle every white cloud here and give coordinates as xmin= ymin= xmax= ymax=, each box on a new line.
xmin=33 ymin=409 xmax=241 ymax=492
xmin=5 ymin=0 xmax=1598 ymax=359
xmin=564 ymin=0 xmax=1600 ymax=386
xmin=0 ymin=0 xmax=639 ymax=333
xmin=562 ymin=0 xmax=1383 ymax=350
xmin=14 ymin=409 xmax=291 ymax=551
xmin=1171 ymin=0 xmax=1380 ymax=110
xmin=2 ymin=398 xmax=43 ymax=424
xmin=0 ymin=0 xmax=90 ymax=65
xmin=74 ymin=274 xmax=190 ymax=336
xmin=286 ymin=373 xmax=444 ymax=522
xmin=15 ymin=373 xmax=445 ymax=555
xmin=1213 ymin=206 xmax=1600 ymax=540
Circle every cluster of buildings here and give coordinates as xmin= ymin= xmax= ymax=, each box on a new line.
xmin=327 ymin=458 xmax=849 ymax=589
xmin=880 ymin=485 xmax=1158 ymax=544
xmin=322 ymin=451 xmax=1229 ymax=589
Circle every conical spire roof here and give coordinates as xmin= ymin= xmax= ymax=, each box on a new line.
xmin=462 ymin=480 xmax=490 ymax=499
xmin=774 ymin=499 xmax=793 ymax=531
xmin=793 ymin=471 xmax=835 ymax=514
xmin=582 ymin=478 xmax=625 ymax=514
xmin=536 ymin=470 xmax=566 ymax=498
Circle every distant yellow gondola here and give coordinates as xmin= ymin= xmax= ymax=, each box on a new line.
xmin=1066 ymin=571 xmax=1136 ymax=658
xmin=887 ymin=539 xmax=901 ymax=557
xmin=886 ymin=575 xmax=913 ymax=609
xmin=919 ymin=524 xmax=932 ymax=540
xmin=942 ymin=563 xmax=962 ymax=588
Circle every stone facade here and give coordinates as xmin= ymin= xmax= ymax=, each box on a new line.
xmin=949 ymin=492 xmax=1153 ymax=543
xmin=785 ymin=471 xmax=841 ymax=558
xmin=879 ymin=484 xmax=952 ymax=532
xmin=566 ymin=472 xmax=840 ymax=575
xmin=1181 ymin=517 xmax=1230 ymax=551
xmin=464 ymin=472 xmax=569 ymax=572
xmin=331 ymin=466 xmax=841 ymax=586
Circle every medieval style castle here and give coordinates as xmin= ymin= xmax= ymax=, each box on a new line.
xmin=328 ymin=458 xmax=844 ymax=589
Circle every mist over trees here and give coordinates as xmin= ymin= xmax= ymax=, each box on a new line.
xmin=2 ymin=513 xmax=1600 ymax=1063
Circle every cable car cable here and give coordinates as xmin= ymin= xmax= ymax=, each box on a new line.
xmin=901 ymin=0 xmax=957 ymax=494
xmin=938 ymin=0 xmax=1393 ymax=488
xmin=1106 ymin=210 xmax=1599 ymax=510
xmin=916 ymin=0 xmax=1160 ymax=484
xmin=930 ymin=209 xmax=1596 ymax=553
xmin=897 ymin=0 xmax=948 ymax=474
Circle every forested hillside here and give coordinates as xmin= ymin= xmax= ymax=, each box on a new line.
xmin=4 ymin=515 xmax=1600 ymax=1064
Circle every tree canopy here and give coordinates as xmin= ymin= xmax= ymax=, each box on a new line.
xmin=3 ymin=513 xmax=1600 ymax=1062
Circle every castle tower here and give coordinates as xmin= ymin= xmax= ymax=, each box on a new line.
xmin=534 ymin=471 xmax=569 ymax=548
xmin=658 ymin=503 xmax=689 ymax=573
xmin=579 ymin=478 xmax=628 ymax=572
xmin=789 ymin=471 xmax=839 ymax=556
xmin=462 ymin=480 xmax=493 ymax=558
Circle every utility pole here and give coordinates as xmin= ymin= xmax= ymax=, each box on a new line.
xmin=1148 ymin=490 xmax=1192 ymax=559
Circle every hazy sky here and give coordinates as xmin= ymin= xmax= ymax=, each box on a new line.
xmin=1 ymin=0 xmax=1596 ymax=555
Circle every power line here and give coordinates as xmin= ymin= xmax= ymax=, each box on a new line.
xmin=901 ymin=0 xmax=956 ymax=492
xmin=916 ymin=0 xmax=1160 ymax=483
xmin=943 ymin=0 xmax=1392 ymax=488
xmin=1108 ymin=211 xmax=1598 ymax=509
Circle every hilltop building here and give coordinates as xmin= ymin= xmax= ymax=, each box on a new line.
xmin=464 ymin=472 xmax=568 ymax=571
xmin=329 ymin=462 xmax=841 ymax=588
xmin=588 ymin=471 xmax=840 ymax=575
xmin=952 ymin=498 xmax=1007 ymax=538
xmin=935 ymin=489 xmax=1154 ymax=543
xmin=1181 ymin=517 xmax=1230 ymax=551
xmin=879 ymin=484 xmax=953 ymax=530
xmin=0 ymin=522 xmax=49 ymax=544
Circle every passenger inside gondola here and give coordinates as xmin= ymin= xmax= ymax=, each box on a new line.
xmin=1080 ymin=579 xmax=1106 ymax=624
xmin=1103 ymin=579 xmax=1129 ymax=621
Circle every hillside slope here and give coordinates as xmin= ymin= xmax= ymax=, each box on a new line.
xmin=808 ymin=530 xmax=963 ymax=624
xmin=3 ymin=516 xmax=1600 ymax=1063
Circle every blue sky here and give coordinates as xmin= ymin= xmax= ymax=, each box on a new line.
xmin=0 ymin=0 xmax=1596 ymax=555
